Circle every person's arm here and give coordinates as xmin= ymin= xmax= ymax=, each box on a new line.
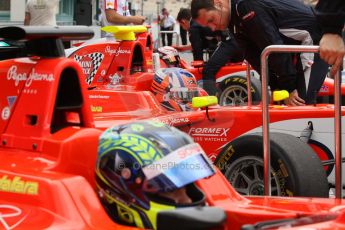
xmin=236 ymin=1 xmax=307 ymax=105
xmin=189 ymin=25 xmax=205 ymax=61
xmin=173 ymin=44 xmax=192 ymax=52
xmin=316 ymin=0 xmax=345 ymax=76
xmin=105 ymin=9 xmax=145 ymax=25
xmin=24 ymin=3 xmax=30 ymax=26
xmin=170 ymin=15 xmax=176 ymax=29
xmin=236 ymin=1 xmax=299 ymax=94
xmin=24 ymin=12 xmax=31 ymax=26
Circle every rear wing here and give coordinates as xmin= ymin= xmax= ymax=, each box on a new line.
xmin=0 ymin=26 xmax=94 ymax=41
xmin=0 ymin=26 xmax=94 ymax=58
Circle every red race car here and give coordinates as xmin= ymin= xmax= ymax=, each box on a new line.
xmin=66 ymin=26 xmax=345 ymax=107
xmin=1 ymin=25 xmax=345 ymax=230
xmin=66 ymin=26 xmax=345 ymax=198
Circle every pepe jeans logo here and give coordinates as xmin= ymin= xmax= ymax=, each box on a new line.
xmin=105 ymin=46 xmax=131 ymax=56
xmin=7 ymin=66 xmax=54 ymax=87
xmin=0 ymin=205 xmax=28 ymax=230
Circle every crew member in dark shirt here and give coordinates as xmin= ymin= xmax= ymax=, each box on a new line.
xmin=315 ymin=0 xmax=345 ymax=76
xmin=176 ymin=8 xmax=243 ymax=95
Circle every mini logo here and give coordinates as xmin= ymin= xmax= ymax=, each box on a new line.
xmin=74 ymin=53 xmax=104 ymax=85
xmin=79 ymin=56 xmax=94 ymax=75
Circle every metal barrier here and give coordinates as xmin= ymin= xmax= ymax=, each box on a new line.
xmin=261 ymin=45 xmax=343 ymax=198
xmin=245 ymin=60 xmax=252 ymax=106
xmin=159 ymin=30 xmax=180 ymax=46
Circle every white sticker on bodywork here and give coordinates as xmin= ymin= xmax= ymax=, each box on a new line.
xmin=1 ymin=107 xmax=10 ymax=120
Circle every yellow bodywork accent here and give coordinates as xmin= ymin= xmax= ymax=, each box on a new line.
xmin=102 ymin=26 xmax=148 ymax=41
xmin=138 ymin=201 xmax=175 ymax=229
xmin=272 ymin=90 xmax=289 ymax=102
xmin=101 ymin=187 xmax=175 ymax=229
xmin=192 ymin=96 xmax=218 ymax=108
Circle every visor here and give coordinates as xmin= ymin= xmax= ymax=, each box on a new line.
xmin=163 ymin=55 xmax=179 ymax=66
xmin=0 ymin=41 xmax=10 ymax=47
xmin=170 ymin=87 xmax=199 ymax=102
xmin=142 ymin=143 xmax=215 ymax=193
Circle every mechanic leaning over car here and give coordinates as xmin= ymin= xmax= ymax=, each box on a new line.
xmin=176 ymin=8 xmax=244 ymax=96
xmin=95 ymin=121 xmax=216 ymax=229
xmin=99 ymin=0 xmax=146 ymax=37
xmin=315 ymin=0 xmax=345 ymax=77
xmin=191 ymin=0 xmax=329 ymax=106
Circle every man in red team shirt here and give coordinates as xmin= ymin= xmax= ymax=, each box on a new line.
xmin=99 ymin=0 xmax=146 ymax=26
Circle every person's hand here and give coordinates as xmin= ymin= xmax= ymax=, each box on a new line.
xmin=172 ymin=45 xmax=181 ymax=51
xmin=319 ymin=33 xmax=345 ymax=76
xmin=284 ymin=89 xmax=305 ymax=106
xmin=131 ymin=16 xmax=146 ymax=25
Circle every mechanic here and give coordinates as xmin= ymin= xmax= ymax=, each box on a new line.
xmin=176 ymin=8 xmax=244 ymax=96
xmin=176 ymin=8 xmax=220 ymax=61
xmin=191 ymin=0 xmax=329 ymax=105
xmin=95 ymin=121 xmax=215 ymax=229
xmin=99 ymin=0 xmax=146 ymax=36
xmin=315 ymin=0 xmax=345 ymax=77
xmin=24 ymin=0 xmax=60 ymax=26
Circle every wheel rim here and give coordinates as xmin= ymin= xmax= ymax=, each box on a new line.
xmin=219 ymin=85 xmax=248 ymax=106
xmin=223 ymin=156 xmax=281 ymax=196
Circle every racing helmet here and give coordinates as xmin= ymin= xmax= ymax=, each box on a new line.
xmin=95 ymin=121 xmax=215 ymax=229
xmin=158 ymin=46 xmax=181 ymax=67
xmin=151 ymin=67 xmax=202 ymax=111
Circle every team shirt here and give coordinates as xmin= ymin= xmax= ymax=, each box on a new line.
xmin=99 ymin=0 xmax=131 ymax=26
xmin=25 ymin=0 xmax=60 ymax=26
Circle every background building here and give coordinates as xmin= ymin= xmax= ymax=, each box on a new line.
xmin=0 ymin=0 xmax=190 ymax=26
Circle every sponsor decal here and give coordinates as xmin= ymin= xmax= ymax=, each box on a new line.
xmin=22 ymin=89 xmax=37 ymax=95
xmin=154 ymin=117 xmax=190 ymax=126
xmin=0 ymin=205 xmax=28 ymax=230
xmin=89 ymin=94 xmax=110 ymax=99
xmin=189 ymin=127 xmax=230 ymax=137
xmin=1 ymin=107 xmax=10 ymax=120
xmin=225 ymin=77 xmax=246 ymax=85
xmin=91 ymin=105 xmax=103 ymax=112
xmin=137 ymin=36 xmax=147 ymax=41
xmin=7 ymin=96 xmax=16 ymax=109
xmin=7 ymin=66 xmax=54 ymax=87
xmin=189 ymin=127 xmax=230 ymax=142
xmin=0 ymin=175 xmax=39 ymax=195
xmin=319 ymin=84 xmax=329 ymax=93
xmin=74 ymin=53 xmax=104 ymax=85
xmin=79 ymin=56 xmax=94 ymax=75
xmin=105 ymin=46 xmax=131 ymax=56
xmin=216 ymin=145 xmax=235 ymax=170
xmin=109 ymin=73 xmax=123 ymax=84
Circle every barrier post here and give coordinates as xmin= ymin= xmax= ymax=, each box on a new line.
xmin=245 ymin=60 xmax=252 ymax=106
xmin=260 ymin=45 xmax=342 ymax=198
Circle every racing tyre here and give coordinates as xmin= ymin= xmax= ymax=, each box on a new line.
xmin=218 ymin=75 xmax=261 ymax=106
xmin=214 ymin=132 xmax=329 ymax=198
